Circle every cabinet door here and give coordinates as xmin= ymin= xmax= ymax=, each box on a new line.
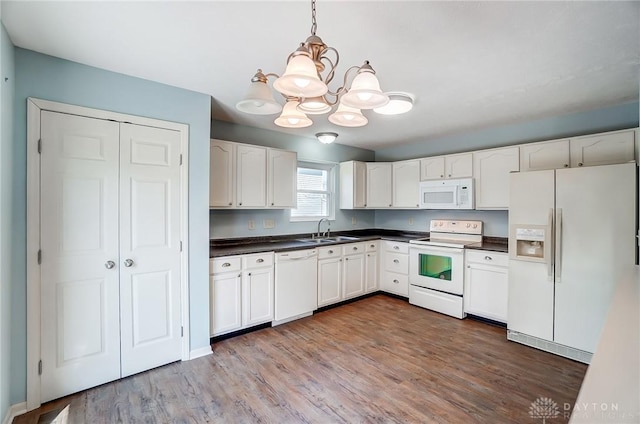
xmin=236 ymin=144 xmax=266 ymax=207
xmin=343 ymin=254 xmax=365 ymax=299
xmin=365 ymin=252 xmax=379 ymax=293
xmin=211 ymin=272 xmax=242 ymax=336
xmin=366 ymin=163 xmax=392 ymax=208
xmin=392 ymin=160 xmax=420 ymax=208
xmin=420 ymin=156 xmax=445 ymax=180
xmin=242 ymin=267 xmax=274 ymax=327
xmin=268 ymin=149 xmax=297 ymax=208
xmin=520 ymin=139 xmax=570 ymax=171
xmin=318 ymin=257 xmax=342 ymax=307
xmin=210 ymin=139 xmax=235 ymax=207
xmin=464 ymin=263 xmax=508 ymax=323
xmin=339 ymin=161 xmax=366 ymax=209
xmin=445 ymin=153 xmax=473 ymax=178
xmin=570 ymin=130 xmax=635 ymax=168
xmin=473 ymin=147 xmax=519 ymax=209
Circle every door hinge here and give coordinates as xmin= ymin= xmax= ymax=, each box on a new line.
xmin=180 ymin=241 xmax=183 ymax=252
xmin=37 ymin=249 xmax=42 ymax=265
xmin=38 ymin=360 xmax=42 ymax=375
xmin=37 ymin=139 xmax=42 ymax=154
xmin=181 ymin=326 xmax=184 ymax=337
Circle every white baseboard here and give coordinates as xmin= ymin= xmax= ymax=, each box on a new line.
xmin=3 ymin=402 xmax=27 ymax=424
xmin=189 ymin=345 xmax=212 ymax=360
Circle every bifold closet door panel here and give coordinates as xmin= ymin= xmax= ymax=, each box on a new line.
xmin=39 ymin=111 xmax=122 ymax=402
xmin=118 ymin=123 xmax=183 ymax=377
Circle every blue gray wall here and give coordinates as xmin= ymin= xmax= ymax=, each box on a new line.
xmin=375 ymin=102 xmax=639 ymax=161
xmin=210 ymin=120 xmax=376 ymax=238
xmin=0 ymin=19 xmax=15 ymax=421
xmin=11 ymin=48 xmax=211 ymax=406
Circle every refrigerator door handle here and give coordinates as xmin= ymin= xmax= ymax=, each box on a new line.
xmin=556 ymin=208 xmax=563 ymax=282
xmin=547 ymin=208 xmax=554 ymax=280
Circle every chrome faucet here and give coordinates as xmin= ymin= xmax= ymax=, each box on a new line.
xmin=316 ymin=218 xmax=330 ymax=239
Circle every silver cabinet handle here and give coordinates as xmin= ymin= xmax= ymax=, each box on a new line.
xmin=345 ymin=258 xmax=349 ymax=261
xmin=222 ymin=262 xmax=231 ymax=267
xmin=393 ymin=279 xmax=399 ymax=284
xmin=440 ymin=174 xmax=444 ymax=178
xmin=484 ymin=256 xmax=492 ymax=261
xmin=393 ymin=246 xmax=399 ymax=250
xmin=124 ymin=259 xmax=134 ymax=267
xmin=563 ymin=164 xmax=569 ymax=168
xmin=353 ymin=247 xmax=358 ymax=250
xmin=393 ymin=259 xmax=399 ymax=264
xmin=256 ymin=258 xmax=264 ymax=263
xmin=448 ymin=174 xmax=451 ymax=177
xmin=370 ymin=244 xmax=375 ymax=248
xmin=578 ymin=162 xmax=583 ymax=167
xmin=228 ymin=202 xmax=232 ymax=206
xmin=328 ymin=250 xmax=334 ymax=254
xmin=105 ymin=261 xmax=115 ymax=269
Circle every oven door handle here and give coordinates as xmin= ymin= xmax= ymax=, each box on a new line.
xmin=410 ymin=246 xmax=464 ymax=255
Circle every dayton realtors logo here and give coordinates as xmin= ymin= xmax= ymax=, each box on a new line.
xmin=529 ymin=397 xmax=560 ymax=423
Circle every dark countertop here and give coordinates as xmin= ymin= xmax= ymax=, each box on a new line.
xmin=465 ymin=237 xmax=509 ymax=253
xmin=210 ymin=229 xmax=428 ymax=258
xmin=210 ymin=230 xmax=508 ymax=258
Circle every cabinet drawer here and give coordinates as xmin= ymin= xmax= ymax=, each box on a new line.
xmin=318 ymin=246 xmax=342 ymax=259
xmin=384 ymin=252 xmax=409 ymax=273
xmin=242 ymin=252 xmax=274 ymax=270
xmin=210 ymin=256 xmax=242 ymax=274
xmin=384 ymin=241 xmax=409 ymax=254
xmin=365 ymin=241 xmax=378 ymax=252
xmin=343 ymin=242 xmax=366 ymax=256
xmin=465 ymin=250 xmax=508 ymax=267
xmin=380 ymin=271 xmax=408 ymax=296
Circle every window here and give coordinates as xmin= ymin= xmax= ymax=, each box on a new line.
xmin=290 ymin=161 xmax=335 ymax=221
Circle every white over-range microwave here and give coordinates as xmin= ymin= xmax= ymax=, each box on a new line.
xmin=419 ymin=178 xmax=474 ymax=209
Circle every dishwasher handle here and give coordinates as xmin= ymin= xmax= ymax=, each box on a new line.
xmin=277 ymin=250 xmax=318 ymax=261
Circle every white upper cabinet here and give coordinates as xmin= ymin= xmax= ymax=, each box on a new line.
xmin=473 ymin=146 xmax=519 ymax=209
xmin=392 ymin=160 xmax=420 ymax=208
xmin=420 ymin=156 xmax=445 ymax=180
xmin=210 ymin=140 xmax=297 ymax=209
xmin=268 ymin=149 xmax=297 ymax=208
xmin=570 ymin=129 xmax=635 ymax=168
xmin=420 ymin=153 xmax=472 ymax=180
xmin=210 ymin=139 xmax=235 ymax=207
xmin=445 ymin=153 xmax=473 ymax=178
xmin=366 ymin=162 xmax=392 ymax=208
xmin=236 ymin=144 xmax=267 ymax=208
xmin=339 ymin=160 xmax=366 ymax=209
xmin=520 ymin=138 xmax=570 ymax=171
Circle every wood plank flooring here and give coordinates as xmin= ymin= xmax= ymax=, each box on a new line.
xmin=14 ymin=295 xmax=587 ymax=423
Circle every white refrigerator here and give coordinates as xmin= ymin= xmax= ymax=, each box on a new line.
xmin=508 ymin=162 xmax=636 ymax=360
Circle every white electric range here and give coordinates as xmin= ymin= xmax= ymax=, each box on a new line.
xmin=409 ymin=220 xmax=483 ymax=319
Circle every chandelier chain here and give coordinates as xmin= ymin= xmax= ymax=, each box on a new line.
xmin=310 ymin=0 xmax=317 ymax=35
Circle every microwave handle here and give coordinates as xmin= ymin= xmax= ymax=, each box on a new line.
xmin=453 ymin=185 xmax=459 ymax=207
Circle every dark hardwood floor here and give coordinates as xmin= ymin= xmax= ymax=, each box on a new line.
xmin=15 ymin=295 xmax=587 ymax=423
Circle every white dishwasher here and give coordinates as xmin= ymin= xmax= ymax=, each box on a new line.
xmin=274 ymin=249 xmax=318 ymax=326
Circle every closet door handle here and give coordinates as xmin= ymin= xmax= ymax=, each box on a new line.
xmin=124 ymin=259 xmax=134 ymax=267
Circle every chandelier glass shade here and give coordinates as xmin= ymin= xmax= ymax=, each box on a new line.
xmin=328 ymin=103 xmax=368 ymax=127
xmin=235 ymin=0 xmax=411 ymax=132
xmin=273 ymin=99 xmax=313 ymax=128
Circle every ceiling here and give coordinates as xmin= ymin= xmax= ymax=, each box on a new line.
xmin=3 ymin=1 xmax=639 ymax=150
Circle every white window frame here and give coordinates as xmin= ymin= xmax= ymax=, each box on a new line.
xmin=290 ymin=161 xmax=336 ymax=222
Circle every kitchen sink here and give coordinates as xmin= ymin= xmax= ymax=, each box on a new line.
xmin=324 ymin=236 xmax=360 ymax=242
xmin=296 ymin=238 xmax=334 ymax=244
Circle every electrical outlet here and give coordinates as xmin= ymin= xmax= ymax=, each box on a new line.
xmin=352 ymin=216 xmax=357 ymax=225
xmin=248 ymin=220 xmax=255 ymax=230
xmin=263 ymin=219 xmax=275 ymax=229
xmin=409 ymin=217 xmax=414 ymax=225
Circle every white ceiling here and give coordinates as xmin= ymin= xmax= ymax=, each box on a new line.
xmin=3 ymin=1 xmax=639 ymax=150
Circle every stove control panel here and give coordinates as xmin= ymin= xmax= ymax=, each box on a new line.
xmin=429 ymin=220 xmax=483 ymax=235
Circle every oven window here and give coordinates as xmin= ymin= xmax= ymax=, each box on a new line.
xmin=418 ymin=253 xmax=452 ymax=281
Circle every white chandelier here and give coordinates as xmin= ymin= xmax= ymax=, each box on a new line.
xmin=235 ymin=0 xmax=413 ymax=129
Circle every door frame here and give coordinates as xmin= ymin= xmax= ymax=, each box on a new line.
xmin=26 ymin=98 xmax=191 ymax=410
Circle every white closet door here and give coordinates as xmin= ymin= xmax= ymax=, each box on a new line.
xmin=118 ymin=123 xmax=182 ymax=377
xmin=40 ymin=111 xmax=121 ymax=402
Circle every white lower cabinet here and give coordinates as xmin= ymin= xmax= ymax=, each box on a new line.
xmin=380 ymin=241 xmax=409 ymax=296
xmin=343 ymin=243 xmax=366 ymax=299
xmin=364 ymin=241 xmax=379 ymax=293
xmin=210 ymin=252 xmax=274 ymax=336
xmin=464 ymin=250 xmax=508 ymax=323
xmin=318 ymin=252 xmax=343 ymax=307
